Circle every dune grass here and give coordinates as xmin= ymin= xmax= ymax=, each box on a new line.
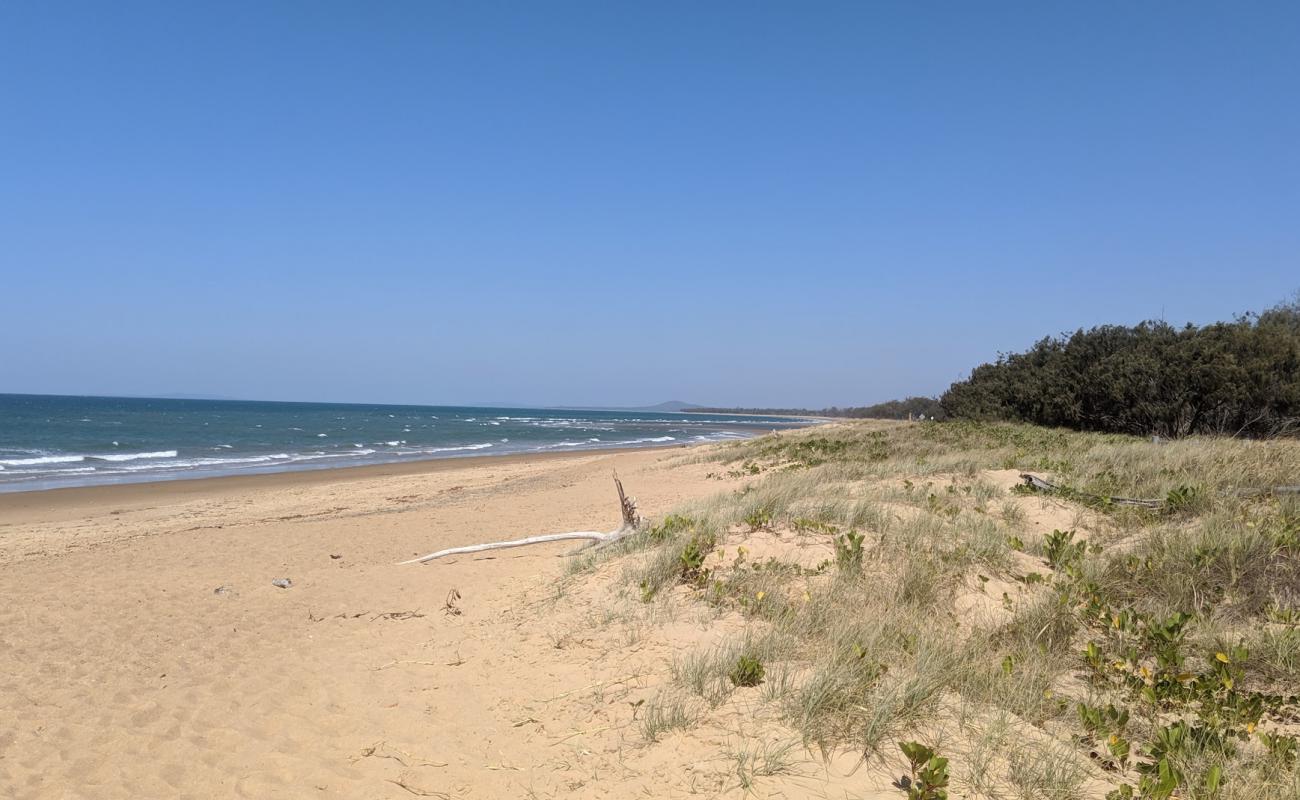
xmin=580 ymin=420 xmax=1300 ymax=797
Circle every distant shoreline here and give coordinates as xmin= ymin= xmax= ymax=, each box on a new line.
xmin=682 ymin=410 xmax=836 ymax=422
xmin=0 ymin=443 xmax=665 ymax=511
xmin=0 ymin=396 xmax=825 ymax=496
xmin=0 ymin=439 xmax=691 ymax=498
xmin=0 ymin=417 xmax=827 ymax=500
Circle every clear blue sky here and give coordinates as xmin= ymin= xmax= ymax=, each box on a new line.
xmin=2 ymin=2 xmax=1296 ymax=408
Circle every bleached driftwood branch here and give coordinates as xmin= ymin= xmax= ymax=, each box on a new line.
xmin=1019 ymin=473 xmax=1164 ymax=508
xmin=399 ymin=476 xmax=642 ymax=565
xmin=1020 ymin=472 xmax=1300 ymax=508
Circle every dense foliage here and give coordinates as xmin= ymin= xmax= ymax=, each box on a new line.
xmin=941 ymin=299 xmax=1300 ymax=438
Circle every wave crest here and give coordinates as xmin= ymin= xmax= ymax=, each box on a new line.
xmin=90 ymin=450 xmax=179 ymax=462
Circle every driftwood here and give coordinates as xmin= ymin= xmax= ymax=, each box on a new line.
xmin=1020 ymin=473 xmax=1300 ymax=508
xmin=400 ymin=476 xmax=642 ymax=565
xmin=1018 ymin=473 xmax=1164 ymax=509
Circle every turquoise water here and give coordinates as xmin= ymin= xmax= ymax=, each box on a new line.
xmin=0 ymin=395 xmax=809 ymax=492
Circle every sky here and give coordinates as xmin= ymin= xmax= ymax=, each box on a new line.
xmin=2 ymin=2 xmax=1297 ymax=408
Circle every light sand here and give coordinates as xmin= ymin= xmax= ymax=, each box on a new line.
xmin=0 ymin=445 xmax=878 ymax=799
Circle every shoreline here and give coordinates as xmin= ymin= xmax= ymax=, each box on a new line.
xmin=0 ymin=442 xmax=689 ymax=515
xmin=0 ymin=417 xmax=829 ymax=502
xmin=0 ymin=398 xmax=826 ymax=497
xmin=0 ymin=441 xmax=706 ymax=496
xmin=682 ymin=410 xmax=835 ymax=421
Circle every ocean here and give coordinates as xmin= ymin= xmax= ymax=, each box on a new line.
xmin=0 ymin=394 xmax=810 ymax=493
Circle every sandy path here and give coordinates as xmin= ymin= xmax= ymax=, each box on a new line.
xmin=1 ymin=447 xmax=776 ymax=799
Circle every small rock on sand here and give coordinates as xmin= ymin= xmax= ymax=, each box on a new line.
xmin=271 ymin=578 xmax=293 ymax=589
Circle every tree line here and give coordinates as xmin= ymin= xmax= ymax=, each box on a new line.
xmin=939 ymin=297 xmax=1300 ymax=437
xmin=694 ymin=296 xmax=1299 ymax=438
xmin=687 ymin=396 xmax=946 ymax=421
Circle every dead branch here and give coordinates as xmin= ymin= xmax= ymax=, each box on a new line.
xmin=540 ymin=673 xmax=644 ymax=703
xmin=354 ymin=740 xmax=448 ymax=768
xmin=443 ymin=588 xmax=462 ymax=616
xmin=400 ymin=476 xmax=642 ymax=565
xmin=386 ymin=775 xmax=450 ymax=798
xmin=1020 ymin=473 xmax=1300 ymax=507
xmin=549 ymin=724 xmax=620 ymax=745
xmin=371 ymin=660 xmax=441 ymax=670
xmin=1019 ymin=473 xmax=1163 ymax=508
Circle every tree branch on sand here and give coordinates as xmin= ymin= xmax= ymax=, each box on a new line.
xmin=399 ymin=476 xmax=642 ymax=565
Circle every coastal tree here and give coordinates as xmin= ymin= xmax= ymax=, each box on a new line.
xmin=940 ymin=296 xmax=1300 ymax=438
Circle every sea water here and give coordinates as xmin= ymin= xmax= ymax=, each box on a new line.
xmin=0 ymin=394 xmax=809 ymax=492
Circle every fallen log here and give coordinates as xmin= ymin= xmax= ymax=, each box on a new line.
xmin=400 ymin=476 xmax=642 ymax=565
xmin=1018 ymin=473 xmax=1163 ymax=509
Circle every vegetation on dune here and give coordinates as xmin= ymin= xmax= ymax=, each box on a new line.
xmin=941 ymin=297 xmax=1300 ymax=438
xmin=569 ymin=298 xmax=1297 ymax=794
xmin=573 ymin=420 xmax=1300 ymax=798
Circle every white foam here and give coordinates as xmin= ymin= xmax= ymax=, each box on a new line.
xmin=689 ymin=431 xmax=748 ymax=442
xmin=1 ymin=466 xmax=98 ymax=476
xmin=286 ymin=450 xmax=373 ymax=462
xmin=418 ymin=443 xmax=493 ymax=454
xmin=115 ymin=453 xmax=289 ymax=471
xmin=91 ymin=450 xmax=178 ymax=462
xmin=0 ymin=455 xmax=86 ymax=466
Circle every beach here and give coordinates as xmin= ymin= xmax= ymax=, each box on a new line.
xmin=3 ymin=441 xmax=834 ymax=799
xmin=8 ymin=420 xmax=1299 ymax=800
xmin=9 ymin=3 xmax=1296 ymax=796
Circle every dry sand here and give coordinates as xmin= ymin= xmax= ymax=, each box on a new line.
xmin=0 ymin=444 xmax=873 ymax=799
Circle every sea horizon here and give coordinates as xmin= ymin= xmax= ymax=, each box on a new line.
xmin=0 ymin=393 xmax=813 ymax=493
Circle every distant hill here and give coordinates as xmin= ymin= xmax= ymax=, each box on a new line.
xmin=636 ymin=400 xmax=697 ymax=412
